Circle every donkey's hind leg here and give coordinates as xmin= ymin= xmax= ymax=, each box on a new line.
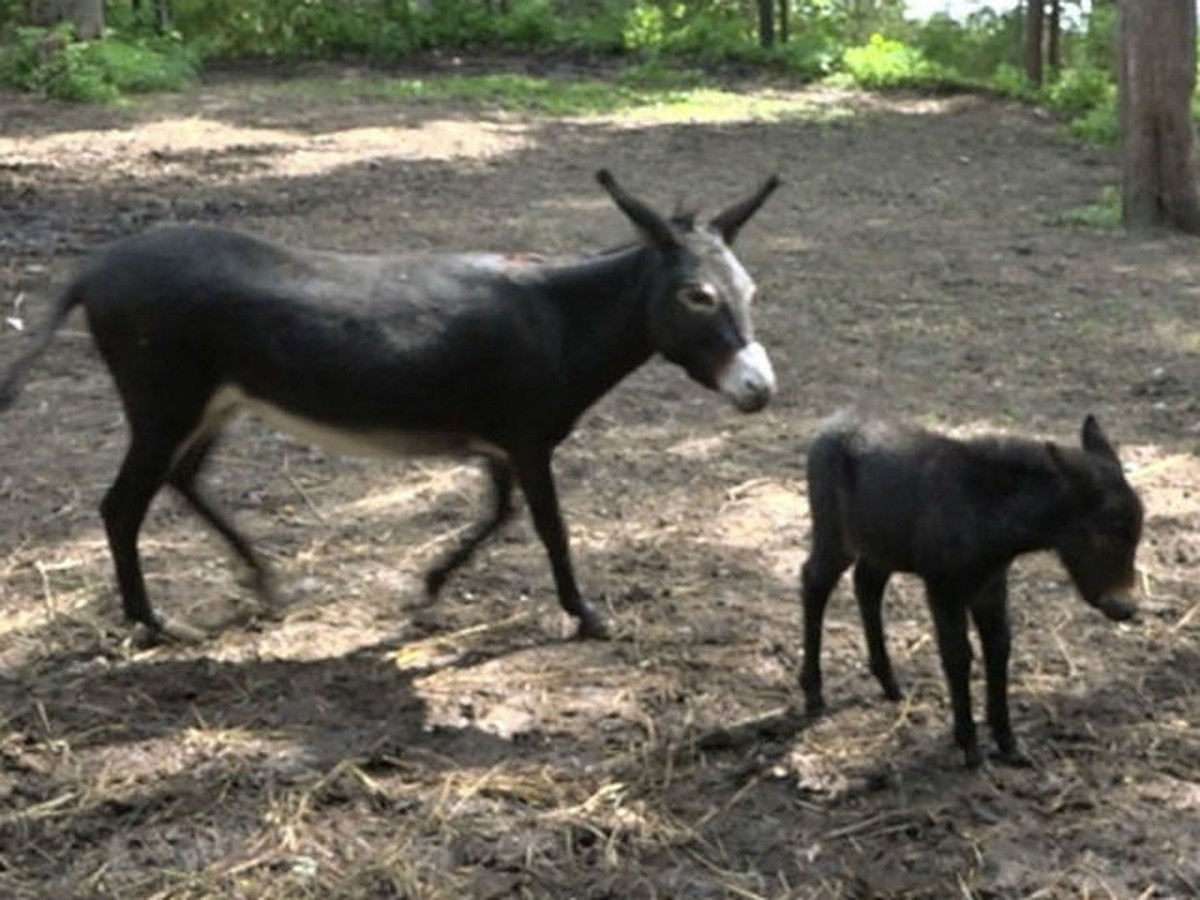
xmin=423 ymin=456 xmax=515 ymax=598
xmin=101 ymin=418 xmax=209 ymax=644
xmin=168 ymin=435 xmax=283 ymax=619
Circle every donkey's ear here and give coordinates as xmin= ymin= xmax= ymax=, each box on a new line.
xmin=1081 ymin=414 xmax=1120 ymax=463
xmin=596 ymin=169 xmax=678 ymax=252
xmin=709 ymin=174 xmax=781 ymax=244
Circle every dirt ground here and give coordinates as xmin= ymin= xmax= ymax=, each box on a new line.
xmin=1 ymin=63 xmax=1198 ymax=899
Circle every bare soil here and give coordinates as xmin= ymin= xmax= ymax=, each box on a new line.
xmin=1 ymin=66 xmax=1198 ymax=899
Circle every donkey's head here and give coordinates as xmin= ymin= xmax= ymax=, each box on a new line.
xmin=597 ymin=170 xmax=780 ymax=413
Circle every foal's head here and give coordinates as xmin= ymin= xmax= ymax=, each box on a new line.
xmin=1051 ymin=416 xmax=1144 ymax=621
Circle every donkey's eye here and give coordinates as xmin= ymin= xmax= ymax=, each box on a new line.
xmin=680 ymin=285 xmax=719 ymax=311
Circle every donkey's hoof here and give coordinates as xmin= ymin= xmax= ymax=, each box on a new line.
xmin=574 ymin=609 xmax=612 ymax=641
xmin=133 ymin=616 xmax=209 ymax=647
xmin=160 ymin=617 xmax=211 ymax=644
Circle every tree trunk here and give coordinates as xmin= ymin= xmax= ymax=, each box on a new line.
xmin=778 ymin=0 xmax=788 ymax=45
xmin=25 ymin=0 xmax=103 ymax=38
xmin=1117 ymin=0 xmax=1200 ymax=234
xmin=1025 ymin=0 xmax=1044 ymax=86
xmin=757 ymin=0 xmax=774 ymax=49
xmin=1047 ymin=0 xmax=1060 ymax=72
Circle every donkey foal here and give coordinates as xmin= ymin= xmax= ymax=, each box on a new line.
xmin=0 ymin=170 xmax=779 ymax=644
xmin=799 ymin=411 xmax=1143 ymax=767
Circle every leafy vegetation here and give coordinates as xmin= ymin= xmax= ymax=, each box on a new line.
xmin=1059 ymin=185 xmax=1122 ymax=228
xmin=835 ymin=32 xmax=945 ymax=89
xmin=0 ymin=21 xmax=198 ymax=101
xmin=0 ymin=0 xmax=1151 ymax=147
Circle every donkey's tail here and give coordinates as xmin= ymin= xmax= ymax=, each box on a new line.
xmin=0 ymin=281 xmax=85 ymax=411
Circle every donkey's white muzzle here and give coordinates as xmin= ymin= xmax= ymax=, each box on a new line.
xmin=717 ymin=341 xmax=776 ymax=413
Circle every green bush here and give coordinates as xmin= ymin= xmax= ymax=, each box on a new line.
xmin=839 ymin=32 xmax=940 ymax=89
xmin=620 ymin=1 xmax=667 ymax=52
xmin=990 ymin=62 xmax=1036 ymax=100
xmin=661 ymin=6 xmax=756 ymax=62
xmin=914 ymin=9 xmax=1020 ymax=82
xmin=561 ymin=3 xmax=626 ymax=52
xmin=771 ymin=31 xmax=843 ymax=80
xmin=1066 ymin=102 xmax=1117 ymax=145
xmin=0 ymin=25 xmax=198 ymax=101
xmin=86 ymin=34 xmax=199 ymax=92
xmin=493 ymin=0 xmax=560 ymax=48
xmin=38 ymin=38 xmax=121 ymax=101
xmin=1041 ymin=65 xmax=1112 ymax=115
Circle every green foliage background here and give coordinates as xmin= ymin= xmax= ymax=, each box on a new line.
xmin=0 ymin=0 xmax=1160 ymax=145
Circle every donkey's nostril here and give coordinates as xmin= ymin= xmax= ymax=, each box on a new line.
xmin=735 ymin=389 xmax=771 ymax=413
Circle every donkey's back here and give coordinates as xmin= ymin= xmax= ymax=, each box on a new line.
xmin=77 ymin=225 xmax=561 ymax=437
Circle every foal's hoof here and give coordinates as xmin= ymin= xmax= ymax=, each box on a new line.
xmin=990 ymin=746 xmax=1033 ymax=768
xmin=423 ymin=572 xmax=446 ymax=599
xmin=801 ymin=694 xmax=826 ymax=719
xmin=574 ymin=608 xmax=612 ymax=641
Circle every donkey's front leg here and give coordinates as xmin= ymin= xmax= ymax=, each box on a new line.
xmin=512 ymin=448 xmax=610 ymax=640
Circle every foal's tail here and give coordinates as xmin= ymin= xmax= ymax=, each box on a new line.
xmin=0 ymin=281 xmax=85 ymax=411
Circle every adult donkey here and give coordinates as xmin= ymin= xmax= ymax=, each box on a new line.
xmin=0 ymin=170 xmax=780 ymax=643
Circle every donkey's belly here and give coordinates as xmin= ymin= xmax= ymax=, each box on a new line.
xmin=195 ymin=384 xmax=503 ymax=460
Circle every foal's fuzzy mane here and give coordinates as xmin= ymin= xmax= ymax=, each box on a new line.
xmin=960 ymin=433 xmax=1067 ymax=484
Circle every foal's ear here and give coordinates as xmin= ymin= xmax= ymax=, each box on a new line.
xmin=1046 ymin=441 xmax=1101 ymax=499
xmin=709 ymin=174 xmax=781 ymax=244
xmin=1081 ymin=414 xmax=1120 ymax=463
xmin=596 ymin=169 xmax=679 ymax=253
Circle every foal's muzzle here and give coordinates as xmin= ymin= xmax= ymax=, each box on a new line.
xmin=1095 ymin=592 xmax=1138 ymax=622
xmin=717 ymin=341 xmax=776 ymax=413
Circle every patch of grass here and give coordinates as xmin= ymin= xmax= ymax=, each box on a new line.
xmin=279 ymin=71 xmax=828 ymax=121
xmin=1059 ymin=185 xmax=1121 ymax=229
xmin=280 ymin=71 xmax=686 ymax=115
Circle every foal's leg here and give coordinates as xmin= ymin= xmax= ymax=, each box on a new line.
xmin=926 ymin=583 xmax=980 ymax=767
xmin=969 ymin=569 xmax=1027 ymax=765
xmin=799 ymin=546 xmax=854 ymax=715
xmin=424 ymin=456 xmax=515 ymax=598
xmin=854 ymin=561 xmax=901 ymax=702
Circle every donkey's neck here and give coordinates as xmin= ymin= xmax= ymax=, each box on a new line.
xmin=539 ymin=246 xmax=658 ymax=413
